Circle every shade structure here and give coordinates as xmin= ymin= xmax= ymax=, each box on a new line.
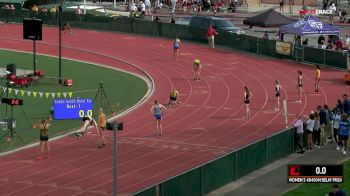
xmin=280 ymin=15 xmax=340 ymax=36
xmin=243 ymin=9 xmax=295 ymax=27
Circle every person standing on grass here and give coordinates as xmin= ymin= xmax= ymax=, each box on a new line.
xmin=337 ymin=113 xmax=349 ymax=155
xmin=33 ymin=119 xmax=51 ymax=160
xmin=318 ymin=105 xmax=327 ymax=145
xmin=334 ymin=109 xmax=342 ymax=149
xmin=243 ymin=86 xmax=252 ymax=119
xmin=173 ymin=38 xmax=181 ymax=61
xmin=151 ymin=100 xmax=166 ymax=136
xmin=313 ymin=112 xmax=321 ymax=148
xmin=292 ymin=114 xmax=304 ymax=154
xmin=275 ymin=80 xmax=282 ymax=111
xmin=193 ymin=59 xmax=202 ymax=81
xmin=315 ymin=65 xmax=321 ymax=93
xmin=206 ymin=26 xmax=218 ymax=49
xmin=296 ymin=71 xmax=303 ymax=103
xmin=306 ymin=112 xmax=315 ymax=150
xmin=97 ymin=108 xmax=107 ymax=148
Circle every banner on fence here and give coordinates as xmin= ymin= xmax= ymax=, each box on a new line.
xmin=276 ymin=41 xmax=292 ymax=55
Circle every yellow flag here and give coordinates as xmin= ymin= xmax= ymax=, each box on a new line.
xmin=20 ymin=90 xmax=25 ymax=96
xmin=8 ymin=88 xmax=12 ymax=94
xmin=57 ymin=92 xmax=61 ymax=98
xmin=33 ymin=92 xmax=37 ymax=97
xmin=68 ymin=92 xmax=73 ymax=98
xmin=45 ymin=92 xmax=50 ymax=98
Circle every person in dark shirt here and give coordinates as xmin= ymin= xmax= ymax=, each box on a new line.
xmin=343 ymin=94 xmax=349 ymax=115
xmin=302 ymin=38 xmax=309 ymax=46
xmin=318 ymin=35 xmax=325 ymax=47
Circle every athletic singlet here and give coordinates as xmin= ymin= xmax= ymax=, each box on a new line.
xmin=40 ymin=124 xmax=48 ymax=136
xmin=339 ymin=120 xmax=350 ymax=136
xmin=154 ymin=104 xmax=162 ymax=115
xmin=276 ymin=85 xmax=280 ymax=94
xmin=170 ymin=90 xmax=177 ymax=97
xmin=245 ymin=92 xmax=250 ymax=102
xmin=315 ymin=69 xmax=320 ymax=78
xmin=298 ymin=76 xmax=302 ymax=86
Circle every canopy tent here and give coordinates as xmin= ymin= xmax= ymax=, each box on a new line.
xmin=243 ymin=9 xmax=295 ymax=27
xmin=280 ymin=15 xmax=340 ymax=36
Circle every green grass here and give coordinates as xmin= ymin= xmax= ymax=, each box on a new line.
xmin=0 ymin=49 xmax=148 ymax=152
xmin=283 ymin=159 xmax=350 ymax=196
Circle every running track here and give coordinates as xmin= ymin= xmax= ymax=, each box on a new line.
xmin=0 ymin=24 xmax=348 ymax=195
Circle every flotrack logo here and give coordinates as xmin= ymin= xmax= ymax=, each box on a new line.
xmin=293 ymin=19 xmax=323 ymax=29
xmin=299 ymin=9 xmax=333 ymax=15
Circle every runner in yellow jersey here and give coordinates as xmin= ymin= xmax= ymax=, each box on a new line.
xmin=315 ymin=65 xmax=321 ymax=93
xmin=168 ymin=88 xmax=180 ymax=107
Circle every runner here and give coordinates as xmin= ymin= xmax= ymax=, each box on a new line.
xmin=244 ymin=86 xmax=252 ymax=119
xmin=315 ymin=65 xmax=321 ymax=93
xmin=77 ymin=116 xmax=98 ymax=137
xmin=296 ymin=71 xmax=303 ymax=103
xmin=97 ymin=108 xmax=107 ymax=148
xmin=151 ymin=100 xmax=166 ymax=136
xmin=33 ymin=119 xmax=51 ymax=160
xmin=193 ymin=59 xmax=202 ymax=81
xmin=168 ymin=88 xmax=180 ymax=107
xmin=275 ymin=80 xmax=282 ymax=111
xmin=173 ymin=38 xmax=181 ymax=61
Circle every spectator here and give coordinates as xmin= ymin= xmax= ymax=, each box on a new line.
xmin=302 ymin=38 xmax=308 ymax=46
xmin=335 ymin=38 xmax=344 ymax=50
xmin=326 ymin=42 xmax=333 ymax=50
xmin=263 ymin=31 xmax=268 ymax=39
xmin=292 ymin=114 xmax=304 ymax=154
xmin=333 ymin=109 xmax=342 ymax=147
xmin=214 ymin=0 xmax=224 ymax=13
xmin=171 ymin=0 xmax=176 ymax=12
xmin=318 ymin=105 xmax=327 ymax=145
xmin=313 ymin=112 xmax=321 ymax=148
xmin=343 ymin=94 xmax=350 ymax=115
xmin=306 ymin=112 xmax=315 ymax=150
xmin=206 ymin=26 xmax=218 ymax=49
xmin=328 ymin=3 xmax=336 ymax=23
xmin=145 ymin=0 xmax=151 ymax=15
xmin=31 ymin=4 xmax=39 ymax=13
xmin=328 ymin=184 xmax=346 ymax=196
xmin=76 ymin=6 xmax=82 ymax=22
xmin=340 ymin=10 xmax=348 ymax=23
xmin=324 ymin=104 xmax=334 ymax=142
xmin=318 ymin=35 xmax=325 ymax=48
xmin=279 ymin=0 xmax=284 ymax=13
xmin=338 ymin=113 xmax=349 ymax=155
xmin=140 ymin=1 xmax=146 ymax=19
xmin=336 ymin=99 xmax=343 ymax=113
xmin=344 ymin=34 xmax=350 ymax=48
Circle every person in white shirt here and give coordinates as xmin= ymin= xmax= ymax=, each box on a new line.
xmin=171 ymin=0 xmax=177 ymax=12
xmin=144 ymin=0 xmax=151 ymax=15
xmin=140 ymin=1 xmax=146 ymax=19
xmin=333 ymin=109 xmax=342 ymax=150
xmin=292 ymin=114 xmax=305 ymax=153
xmin=328 ymin=3 xmax=336 ymax=23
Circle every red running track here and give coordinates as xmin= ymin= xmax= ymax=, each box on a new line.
xmin=0 ymin=24 xmax=348 ymax=195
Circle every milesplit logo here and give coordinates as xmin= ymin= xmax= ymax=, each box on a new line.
xmin=299 ymin=10 xmax=334 ymax=15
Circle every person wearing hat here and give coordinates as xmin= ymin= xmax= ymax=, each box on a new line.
xmin=193 ymin=59 xmax=202 ymax=81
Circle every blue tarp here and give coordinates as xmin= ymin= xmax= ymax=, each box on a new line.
xmin=280 ymin=15 xmax=339 ymax=35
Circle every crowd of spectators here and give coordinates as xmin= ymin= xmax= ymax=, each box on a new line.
xmin=292 ymin=94 xmax=350 ymax=155
xmin=316 ymin=35 xmax=350 ymax=52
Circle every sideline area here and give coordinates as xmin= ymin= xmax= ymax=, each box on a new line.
xmin=209 ymin=142 xmax=350 ymax=196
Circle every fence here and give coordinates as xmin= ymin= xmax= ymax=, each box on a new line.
xmin=0 ymin=9 xmax=348 ymax=69
xmin=132 ymin=127 xmax=295 ymax=196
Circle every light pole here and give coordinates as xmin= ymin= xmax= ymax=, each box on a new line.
xmin=58 ymin=3 xmax=63 ymax=84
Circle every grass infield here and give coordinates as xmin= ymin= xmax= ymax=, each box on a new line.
xmin=0 ymin=49 xmax=148 ymax=153
xmin=283 ymin=159 xmax=350 ymax=196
